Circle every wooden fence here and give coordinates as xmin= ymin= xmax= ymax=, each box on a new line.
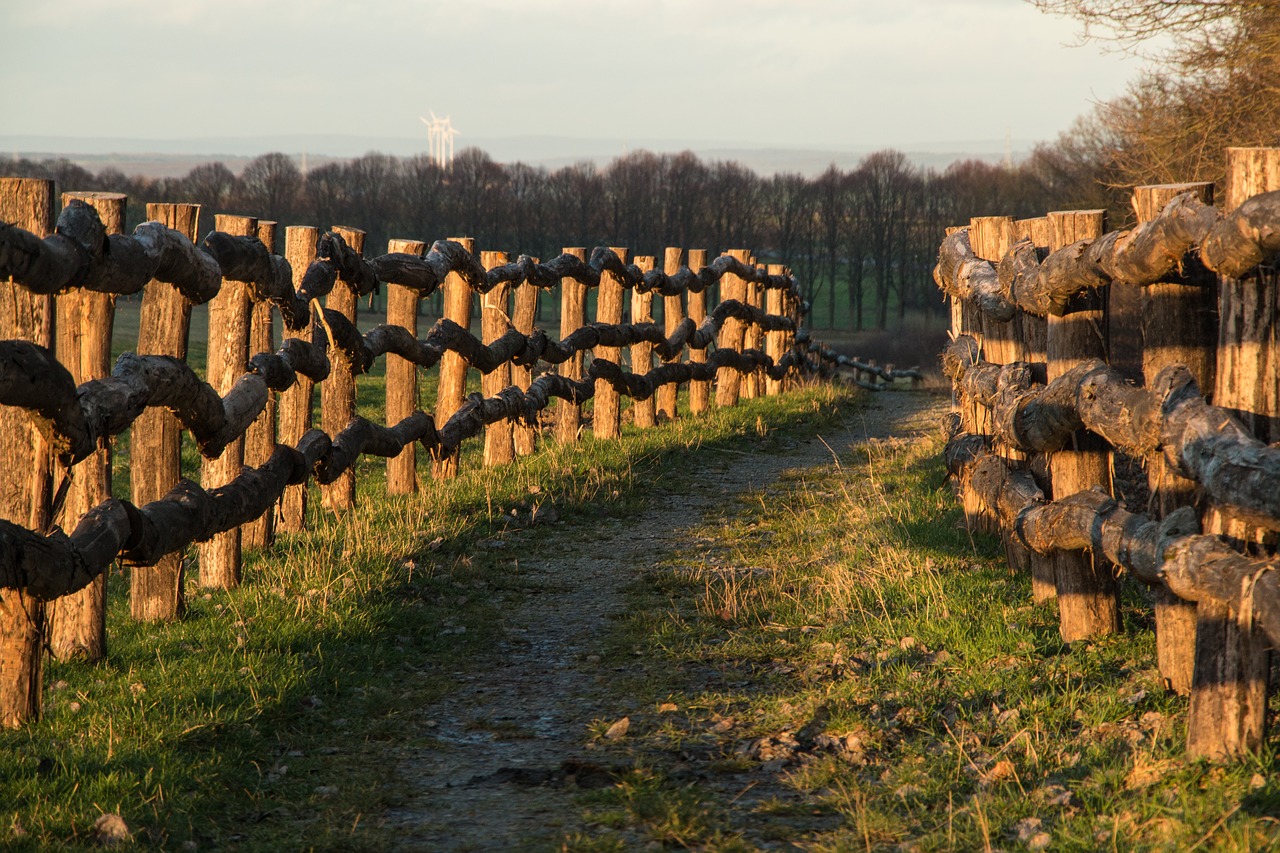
xmin=935 ymin=147 xmax=1280 ymax=763
xmin=0 ymin=177 xmax=815 ymax=728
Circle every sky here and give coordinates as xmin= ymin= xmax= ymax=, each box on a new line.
xmin=0 ymin=0 xmax=1156 ymax=155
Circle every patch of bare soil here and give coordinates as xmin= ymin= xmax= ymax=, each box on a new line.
xmin=384 ymin=390 xmax=948 ymax=850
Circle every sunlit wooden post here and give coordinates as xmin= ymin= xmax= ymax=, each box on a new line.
xmin=657 ymin=247 xmax=684 ymax=419
xmin=1039 ymin=211 xmax=1119 ymax=641
xmin=715 ymin=248 xmax=750 ymax=407
xmin=1189 ymin=147 xmax=1280 ymax=760
xmin=433 ymin=236 xmax=475 ymax=479
xmin=740 ymin=259 xmax=762 ymax=399
xmin=687 ymin=249 xmax=710 ymax=415
xmin=277 ymin=226 xmax=319 ymax=532
xmin=199 ymin=213 xmax=256 ymax=589
xmin=482 ymin=250 xmax=515 ymax=466
xmin=320 ymin=225 xmax=366 ymax=508
xmin=511 ymin=266 xmax=539 ymax=456
xmin=47 ymin=191 xmax=125 ymax=660
xmin=0 ymin=178 xmax=55 ymax=726
xmin=630 ymin=255 xmax=656 ymax=428
xmin=556 ymin=247 xmax=588 ymax=444
xmin=1129 ymin=184 xmax=1217 ymax=695
xmin=132 ymin=202 xmax=200 ymax=619
xmin=242 ymin=220 xmax=278 ymax=550
xmin=386 ymin=238 xmax=426 ymax=494
xmin=765 ymin=263 xmax=787 ymax=396
xmin=593 ymin=247 xmax=627 ymax=439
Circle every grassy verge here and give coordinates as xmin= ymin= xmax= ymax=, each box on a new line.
xmin=566 ymin=428 xmax=1280 ymax=851
xmin=2 ymin=379 xmax=857 ymax=850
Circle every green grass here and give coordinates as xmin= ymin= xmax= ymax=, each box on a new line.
xmin=2 ymin=368 xmax=857 ymax=850
xmin=569 ymin=430 xmax=1280 ymax=851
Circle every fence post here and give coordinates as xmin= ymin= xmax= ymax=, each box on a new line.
xmin=482 ymin=250 xmax=515 ymax=466
xmin=968 ymin=217 xmax=1026 ymax=530
xmin=320 ymin=225 xmax=366 ymax=508
xmin=656 ymin=247 xmax=684 ymax=420
xmin=687 ymin=249 xmax=711 ymax=415
xmin=278 ymin=226 xmax=319 ymax=532
xmin=242 ymin=220 xmax=278 ymax=550
xmin=386 ymin=238 xmax=426 ymax=494
xmin=47 ymin=191 xmax=125 ymax=661
xmin=433 ymin=236 xmax=475 ymax=479
xmin=556 ymin=247 xmax=587 ymax=444
xmin=594 ymin=247 xmax=628 ymax=439
xmin=630 ymin=255 xmax=657 ymax=429
xmin=741 ymin=259 xmax=762 ymax=399
xmin=765 ymin=264 xmax=787 ymax=396
xmin=198 ymin=214 xmax=256 ymax=589
xmin=1188 ymin=147 xmax=1280 ymax=760
xmin=1129 ymin=184 xmax=1216 ymax=695
xmin=511 ymin=265 xmax=539 ymax=456
xmin=716 ymin=249 xmax=750 ymax=407
xmin=131 ymin=202 xmax=200 ymax=620
xmin=0 ymin=177 xmax=55 ymax=727
xmin=1041 ymin=210 xmax=1120 ymax=640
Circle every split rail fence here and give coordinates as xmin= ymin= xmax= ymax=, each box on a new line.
xmin=0 ymin=176 xmax=819 ymax=728
xmin=935 ymin=147 xmax=1280 ymax=763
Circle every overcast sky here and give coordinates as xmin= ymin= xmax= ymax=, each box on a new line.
xmin=1 ymin=0 xmax=1152 ymax=152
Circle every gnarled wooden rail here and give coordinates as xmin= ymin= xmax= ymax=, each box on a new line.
xmin=942 ymin=335 xmax=1280 ymax=530
xmin=935 ymin=188 xmax=1280 ymax=318
xmin=943 ymin=427 xmax=1280 ymax=649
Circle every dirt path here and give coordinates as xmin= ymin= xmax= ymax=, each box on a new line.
xmin=384 ymin=389 xmax=948 ymax=850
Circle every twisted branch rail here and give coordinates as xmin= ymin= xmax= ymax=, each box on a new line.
xmin=0 ymin=296 xmax=795 ymax=467
xmin=0 ymin=345 xmax=804 ymax=599
xmin=0 ymin=204 xmax=802 ymax=323
xmin=943 ymin=335 xmax=1280 ymax=529
xmin=944 ymin=429 xmax=1280 ymax=649
xmin=935 ymin=189 xmax=1280 ymax=318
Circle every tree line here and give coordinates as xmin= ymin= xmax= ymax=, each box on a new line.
xmin=3 ymin=143 xmax=1110 ymax=330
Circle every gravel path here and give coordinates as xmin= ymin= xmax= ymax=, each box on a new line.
xmin=384 ymin=389 xmax=947 ymax=850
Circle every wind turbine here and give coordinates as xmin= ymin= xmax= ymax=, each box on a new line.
xmin=418 ymin=111 xmax=459 ymax=169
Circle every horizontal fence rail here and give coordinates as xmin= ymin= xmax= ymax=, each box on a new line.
xmin=934 ymin=147 xmax=1280 ymax=764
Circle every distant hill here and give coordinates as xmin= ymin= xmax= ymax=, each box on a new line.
xmin=1 ymin=133 xmax=1034 ymax=178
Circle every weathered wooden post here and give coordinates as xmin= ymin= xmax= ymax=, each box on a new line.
xmin=242 ymin=220 xmax=278 ymax=550
xmin=511 ymin=266 xmax=539 ymax=456
xmin=0 ymin=178 xmax=55 ymax=726
xmin=968 ymin=217 xmax=1020 ymax=541
xmin=594 ymin=247 xmax=627 ymax=439
xmin=1043 ymin=210 xmax=1120 ymax=641
xmin=1188 ymin=147 xmax=1280 ymax=760
xmin=132 ymin=202 xmax=200 ymax=619
xmin=433 ymin=236 xmax=475 ymax=479
xmin=386 ymin=238 xmax=426 ymax=494
xmin=1131 ymin=184 xmax=1217 ymax=694
xmin=946 ymin=224 xmax=988 ymax=532
xmin=765 ymin=263 xmax=787 ymax=396
xmin=556 ymin=248 xmax=588 ymax=444
xmin=199 ymin=214 xmax=256 ymax=589
xmin=630 ymin=255 xmax=657 ymax=428
xmin=277 ymin=226 xmax=319 ymax=532
xmin=482 ymin=250 xmax=515 ymax=466
xmin=687 ymin=249 xmax=711 ymax=415
xmin=47 ymin=191 xmax=125 ymax=660
xmin=320 ymin=225 xmax=366 ymax=508
xmin=656 ymin=247 xmax=684 ymax=419
xmin=741 ymin=260 xmax=763 ymax=399
xmin=716 ymin=249 xmax=751 ymax=407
